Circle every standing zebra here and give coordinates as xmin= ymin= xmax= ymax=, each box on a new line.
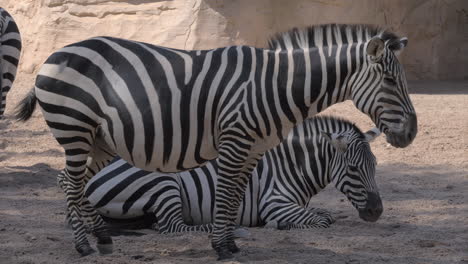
xmin=0 ymin=8 xmax=21 ymax=118
xmin=82 ymin=116 xmax=382 ymax=233
xmin=15 ymin=24 xmax=417 ymax=259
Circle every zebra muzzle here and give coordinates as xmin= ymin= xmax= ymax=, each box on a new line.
xmin=385 ymin=113 xmax=418 ymax=148
xmin=358 ymin=192 xmax=383 ymax=222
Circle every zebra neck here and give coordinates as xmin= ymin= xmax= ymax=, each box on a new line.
xmin=223 ymin=44 xmax=366 ymax=143
xmin=307 ymin=139 xmax=333 ymax=197
xmin=275 ymin=136 xmax=333 ymax=205
xmin=312 ymin=43 xmax=368 ymax=116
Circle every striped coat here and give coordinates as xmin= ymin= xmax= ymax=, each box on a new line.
xmin=84 ymin=116 xmax=382 ymax=233
xmin=16 ymin=24 xmax=416 ymax=258
xmin=0 ymin=8 xmax=21 ymax=117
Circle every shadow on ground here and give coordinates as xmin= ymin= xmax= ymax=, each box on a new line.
xmin=409 ymin=80 xmax=468 ymax=94
xmin=0 ymin=163 xmax=59 ymax=189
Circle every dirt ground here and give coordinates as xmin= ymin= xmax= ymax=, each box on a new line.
xmin=1 ymin=77 xmax=467 ymax=264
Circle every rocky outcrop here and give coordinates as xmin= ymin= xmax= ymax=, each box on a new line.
xmin=2 ymin=0 xmax=467 ymax=80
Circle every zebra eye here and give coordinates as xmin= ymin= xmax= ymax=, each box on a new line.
xmin=383 ymin=77 xmax=397 ymax=85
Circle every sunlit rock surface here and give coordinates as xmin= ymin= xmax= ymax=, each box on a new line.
xmin=2 ymin=0 xmax=466 ymax=80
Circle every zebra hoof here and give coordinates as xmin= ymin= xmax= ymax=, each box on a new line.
xmin=277 ymin=222 xmax=292 ymax=230
xmin=94 ymin=228 xmax=113 ymax=255
xmin=76 ymin=243 xmax=96 ymax=257
xmin=151 ymin=223 xmax=160 ymax=231
xmin=216 ymin=247 xmax=234 ymax=261
xmin=227 ymin=241 xmax=240 ymax=254
xmin=96 ymin=242 xmax=113 ymax=255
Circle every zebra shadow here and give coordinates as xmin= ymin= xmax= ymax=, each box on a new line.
xmin=375 ymin=163 xmax=467 ymax=202
xmin=0 ymin=162 xmax=59 ymax=189
xmin=169 ymin=243 xmax=440 ymax=263
xmin=0 ymin=149 xmax=63 ymax=163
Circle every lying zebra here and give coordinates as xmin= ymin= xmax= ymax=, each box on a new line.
xmin=78 ymin=116 xmax=382 ymax=233
xmin=0 ymin=8 xmax=21 ymax=118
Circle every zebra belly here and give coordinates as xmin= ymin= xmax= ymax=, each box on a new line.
xmin=95 ymin=202 xmax=143 ymax=219
xmin=85 ymin=159 xmax=181 ymax=219
xmin=106 ymin=123 xmax=219 ymax=173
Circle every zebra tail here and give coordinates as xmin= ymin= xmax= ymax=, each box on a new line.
xmin=14 ymin=88 xmax=37 ymax=122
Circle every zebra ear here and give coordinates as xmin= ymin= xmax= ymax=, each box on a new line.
xmin=363 ymin=128 xmax=381 ymax=142
xmin=320 ymin=131 xmax=348 ymax=153
xmin=387 ymin=37 xmax=408 ymax=56
xmin=367 ymin=37 xmax=385 ymax=62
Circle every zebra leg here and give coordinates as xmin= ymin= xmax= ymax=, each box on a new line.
xmin=223 ymin=157 xmax=259 ymax=254
xmin=150 ymin=178 xmax=214 ymax=234
xmin=57 ymin=144 xmax=114 ymax=254
xmin=81 ymin=142 xmax=115 ymax=255
xmin=211 ymin=146 xmax=260 ymax=260
xmin=264 ymin=202 xmax=334 ymax=230
xmin=58 ymin=170 xmax=94 ymax=232
xmin=221 ymin=173 xmax=250 ymax=255
xmin=61 ymin=162 xmax=96 ymax=256
xmin=58 ymin=170 xmax=102 ymax=233
xmin=154 ymin=220 xmax=213 ymax=234
xmin=307 ymin=207 xmax=335 ymax=224
xmin=277 ymin=221 xmax=330 ymax=230
xmin=57 ymin=170 xmax=71 ymax=228
xmin=57 ymin=170 xmax=87 ymax=230
xmin=149 ymin=178 xmax=244 ymax=235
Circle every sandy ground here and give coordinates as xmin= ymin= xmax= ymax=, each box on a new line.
xmin=1 ymin=77 xmax=467 ymax=264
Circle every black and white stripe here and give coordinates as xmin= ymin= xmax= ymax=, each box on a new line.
xmin=16 ymin=24 xmax=417 ymax=259
xmin=82 ymin=116 xmax=382 ymax=233
xmin=0 ymin=8 xmax=21 ymax=118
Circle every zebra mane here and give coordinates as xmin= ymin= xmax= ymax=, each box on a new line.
xmin=307 ymin=115 xmax=364 ymax=138
xmin=268 ymin=24 xmax=400 ymax=50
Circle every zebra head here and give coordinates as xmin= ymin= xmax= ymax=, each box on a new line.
xmin=351 ymin=32 xmax=417 ymax=148
xmin=321 ymin=127 xmax=382 ymax=222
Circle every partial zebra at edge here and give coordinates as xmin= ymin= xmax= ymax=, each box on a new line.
xmin=0 ymin=8 xmax=22 ymax=118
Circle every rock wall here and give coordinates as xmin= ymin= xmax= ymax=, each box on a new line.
xmin=1 ymin=0 xmax=467 ymax=80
